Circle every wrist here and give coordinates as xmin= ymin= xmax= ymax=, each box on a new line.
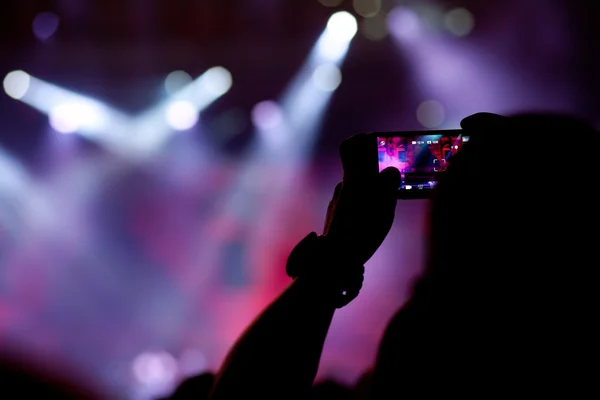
xmin=286 ymin=232 xmax=364 ymax=308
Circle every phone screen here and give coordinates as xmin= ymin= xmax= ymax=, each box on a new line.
xmin=376 ymin=130 xmax=469 ymax=199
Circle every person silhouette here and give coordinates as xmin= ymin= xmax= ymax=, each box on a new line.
xmin=209 ymin=112 xmax=599 ymax=400
xmin=371 ymin=112 xmax=600 ymax=398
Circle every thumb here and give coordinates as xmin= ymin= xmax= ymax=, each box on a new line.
xmin=460 ymin=112 xmax=509 ymax=136
xmin=377 ymin=167 xmax=400 ymax=225
xmin=379 ymin=167 xmax=401 ymax=194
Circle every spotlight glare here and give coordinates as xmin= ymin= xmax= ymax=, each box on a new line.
xmin=326 ymin=11 xmax=358 ymax=42
xmin=49 ymin=102 xmax=104 ymax=134
xmin=3 ymin=70 xmax=31 ymax=100
xmin=251 ymin=100 xmax=284 ymax=130
xmin=165 ymin=70 xmax=193 ymax=95
xmin=166 ymin=101 xmax=199 ymax=131
xmin=49 ymin=104 xmax=79 ymax=134
xmin=312 ymin=64 xmax=342 ymax=92
xmin=200 ymin=67 xmax=233 ymax=96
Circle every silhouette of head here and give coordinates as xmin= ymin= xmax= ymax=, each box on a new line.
xmin=420 ymin=113 xmax=599 ymax=393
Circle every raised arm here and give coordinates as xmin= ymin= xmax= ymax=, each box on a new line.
xmin=209 ymin=134 xmax=400 ymax=399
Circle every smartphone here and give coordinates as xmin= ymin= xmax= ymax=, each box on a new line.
xmin=376 ymin=130 xmax=469 ymax=199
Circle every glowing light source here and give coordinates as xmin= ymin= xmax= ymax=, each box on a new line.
xmin=251 ymin=100 xmax=284 ymax=130
xmin=326 ymin=11 xmax=358 ymax=42
xmin=49 ymin=102 xmax=104 ymax=134
xmin=3 ymin=70 xmax=31 ymax=100
xmin=32 ymin=12 xmax=60 ymax=41
xmin=353 ymin=0 xmax=382 ymax=18
xmin=132 ymin=352 xmax=178 ymax=386
xmin=165 ymin=70 xmax=193 ymax=95
xmin=416 ymin=100 xmax=445 ymax=128
xmin=312 ymin=64 xmax=342 ymax=92
xmin=166 ymin=101 xmax=198 ymax=131
xmin=198 ymin=66 xmax=232 ymax=97
xmin=444 ymin=8 xmax=475 ymax=37
xmin=387 ymin=7 xmax=421 ymax=40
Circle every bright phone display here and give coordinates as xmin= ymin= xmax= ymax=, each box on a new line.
xmin=377 ymin=130 xmax=469 ymax=199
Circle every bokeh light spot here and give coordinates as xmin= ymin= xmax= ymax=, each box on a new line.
xmin=362 ymin=13 xmax=388 ymax=41
xmin=200 ymin=66 xmax=232 ymax=96
xmin=416 ymin=100 xmax=446 ymax=128
xmin=165 ymin=70 xmax=193 ymax=95
xmin=166 ymin=101 xmax=199 ymax=131
xmin=444 ymin=7 xmax=475 ymax=37
xmin=387 ymin=7 xmax=422 ymax=40
xmin=326 ymin=11 xmax=358 ymax=42
xmin=353 ymin=0 xmax=382 ymax=18
xmin=49 ymin=103 xmax=103 ymax=134
xmin=312 ymin=64 xmax=342 ymax=92
xmin=3 ymin=70 xmax=31 ymax=100
xmin=132 ymin=351 xmax=178 ymax=387
xmin=251 ymin=100 xmax=284 ymax=130
xmin=32 ymin=12 xmax=60 ymax=41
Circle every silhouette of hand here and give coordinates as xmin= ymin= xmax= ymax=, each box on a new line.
xmin=286 ymin=134 xmax=399 ymax=307
xmin=324 ymin=133 xmax=400 ymax=265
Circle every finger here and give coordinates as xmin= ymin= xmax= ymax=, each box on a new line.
xmin=379 ymin=167 xmax=401 ymax=194
xmin=339 ymin=133 xmax=378 ymax=185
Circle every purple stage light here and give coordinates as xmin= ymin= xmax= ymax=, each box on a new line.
xmin=251 ymin=100 xmax=284 ymax=130
xmin=387 ymin=7 xmax=422 ymax=40
xmin=33 ymin=12 xmax=60 ymax=41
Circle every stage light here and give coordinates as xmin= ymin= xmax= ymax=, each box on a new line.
xmin=132 ymin=351 xmax=178 ymax=386
xmin=3 ymin=70 xmax=31 ymax=100
xmin=33 ymin=12 xmax=60 ymax=41
xmin=165 ymin=70 xmax=193 ymax=95
xmin=198 ymin=66 xmax=232 ymax=97
xmin=166 ymin=100 xmax=199 ymax=131
xmin=417 ymin=100 xmax=445 ymax=128
xmin=326 ymin=11 xmax=358 ymax=43
xmin=312 ymin=63 xmax=342 ymax=92
xmin=444 ymin=8 xmax=475 ymax=37
xmin=353 ymin=0 xmax=382 ymax=18
xmin=49 ymin=102 xmax=105 ymax=134
xmin=388 ymin=7 xmax=421 ymax=40
xmin=251 ymin=100 xmax=284 ymax=130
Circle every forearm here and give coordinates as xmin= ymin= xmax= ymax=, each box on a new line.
xmin=210 ymin=276 xmax=336 ymax=400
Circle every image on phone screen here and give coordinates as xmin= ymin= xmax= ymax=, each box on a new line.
xmin=376 ymin=131 xmax=469 ymax=198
